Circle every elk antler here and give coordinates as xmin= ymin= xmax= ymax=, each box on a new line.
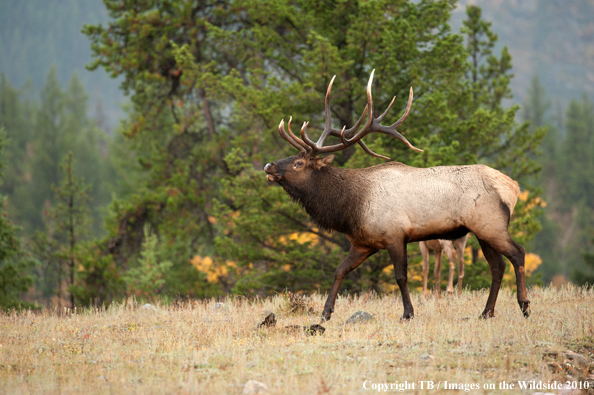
xmin=278 ymin=70 xmax=422 ymax=160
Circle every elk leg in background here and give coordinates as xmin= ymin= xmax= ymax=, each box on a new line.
xmin=388 ymin=242 xmax=414 ymax=320
xmin=455 ymin=236 xmax=467 ymax=294
xmin=420 ymin=242 xmax=430 ymax=296
xmin=477 ymin=238 xmax=506 ymax=318
xmin=321 ymin=245 xmax=377 ymax=322
xmin=443 ymin=243 xmax=457 ymax=294
xmin=433 ymin=247 xmax=444 ymax=296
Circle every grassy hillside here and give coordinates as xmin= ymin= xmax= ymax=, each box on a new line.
xmin=1 ymin=287 xmax=593 ymax=394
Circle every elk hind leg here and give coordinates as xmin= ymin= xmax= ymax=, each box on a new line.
xmin=485 ymin=235 xmax=530 ymax=317
xmin=321 ymin=245 xmax=377 ymax=322
xmin=477 ymin=238 xmax=506 ymax=318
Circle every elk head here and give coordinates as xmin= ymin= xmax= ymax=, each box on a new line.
xmin=264 ymin=70 xmax=422 ymax=183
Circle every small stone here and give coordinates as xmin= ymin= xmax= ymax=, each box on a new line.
xmin=564 ymin=351 xmax=590 ymax=367
xmin=97 ymin=375 xmax=108 ymax=382
xmin=304 ymin=324 xmax=325 ymax=336
xmin=141 ymin=303 xmax=156 ymax=311
xmin=345 ymin=311 xmax=373 ymax=324
xmin=242 ymin=379 xmax=268 ymax=394
xmin=258 ymin=313 xmax=276 ymax=328
xmin=214 ymin=302 xmax=225 ymax=311
xmin=419 ymin=353 xmax=435 ymax=361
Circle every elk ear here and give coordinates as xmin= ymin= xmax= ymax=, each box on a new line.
xmin=320 ymin=154 xmax=334 ymax=166
xmin=315 ymin=154 xmax=335 ymax=170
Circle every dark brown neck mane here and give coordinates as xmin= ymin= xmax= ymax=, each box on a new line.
xmin=279 ymin=166 xmax=369 ymax=236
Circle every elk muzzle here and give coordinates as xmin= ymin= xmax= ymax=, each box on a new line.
xmin=264 ymin=163 xmax=280 ymax=182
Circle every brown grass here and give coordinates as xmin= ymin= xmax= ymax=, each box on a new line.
xmin=1 ymin=286 xmax=593 ymax=394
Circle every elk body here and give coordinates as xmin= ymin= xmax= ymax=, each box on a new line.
xmin=264 ymin=71 xmax=530 ymax=321
xmin=420 ymin=235 xmax=468 ymax=296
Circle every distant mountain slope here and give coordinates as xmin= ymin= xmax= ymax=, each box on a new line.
xmin=0 ymin=0 xmax=124 ymax=128
xmin=1 ymin=0 xmax=592 ymax=127
xmin=453 ymin=0 xmax=594 ymax=107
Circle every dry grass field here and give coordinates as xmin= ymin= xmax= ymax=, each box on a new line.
xmin=1 ymin=286 xmax=594 ymax=394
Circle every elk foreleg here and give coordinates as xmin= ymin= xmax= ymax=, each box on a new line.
xmin=477 ymin=238 xmax=505 ymax=318
xmin=321 ymin=245 xmax=377 ymax=322
xmin=387 ymin=242 xmax=414 ymax=320
xmin=420 ymin=242 xmax=430 ymax=296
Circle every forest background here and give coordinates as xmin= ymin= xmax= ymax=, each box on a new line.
xmin=1 ymin=0 xmax=594 ymax=310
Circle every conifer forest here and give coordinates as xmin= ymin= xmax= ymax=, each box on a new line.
xmin=1 ymin=0 xmax=594 ymax=310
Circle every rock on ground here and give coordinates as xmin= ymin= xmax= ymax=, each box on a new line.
xmin=242 ymin=380 xmax=268 ymax=394
xmin=258 ymin=313 xmax=276 ymax=328
xmin=141 ymin=303 xmax=156 ymax=311
xmin=345 ymin=311 xmax=373 ymax=324
xmin=564 ymin=350 xmax=590 ymax=368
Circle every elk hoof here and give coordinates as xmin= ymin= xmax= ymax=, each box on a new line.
xmin=321 ymin=308 xmax=333 ymax=322
xmin=519 ymin=300 xmax=530 ymax=318
xmin=400 ymin=311 xmax=414 ymax=321
xmin=479 ymin=310 xmax=495 ymax=319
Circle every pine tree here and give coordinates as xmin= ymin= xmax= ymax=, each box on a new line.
xmin=0 ymin=128 xmax=36 ymax=310
xmin=522 ymin=75 xmax=562 ymax=281
xmin=84 ymin=0 xmax=545 ymax=298
xmin=123 ymin=224 xmax=172 ymax=299
xmin=0 ymin=73 xmax=35 ymax=223
xmin=32 ymin=152 xmax=92 ymax=308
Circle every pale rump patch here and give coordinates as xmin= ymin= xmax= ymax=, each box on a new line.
xmin=478 ymin=165 xmax=520 ymax=214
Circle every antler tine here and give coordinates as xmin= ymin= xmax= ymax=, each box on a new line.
xmin=286 ymin=116 xmax=310 ymax=151
xmin=278 ymin=119 xmax=306 ymax=153
xmin=339 ymin=125 xmax=347 ymax=146
xmin=340 ymin=115 xmax=390 ymax=160
xmin=377 ymin=96 xmax=396 ymax=122
xmin=333 ymin=104 xmax=368 ymax=139
xmin=390 ymin=87 xmax=413 ymax=129
xmin=314 ymin=75 xmax=337 ymax=149
xmin=364 ymin=69 xmax=375 ymax=126
xmin=319 ymin=75 xmax=369 ymax=141
xmin=300 ymin=121 xmax=318 ymax=152
xmin=345 ymin=79 xmax=422 ymax=153
xmin=357 ymin=140 xmax=390 ymax=160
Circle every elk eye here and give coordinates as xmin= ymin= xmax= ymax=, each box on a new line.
xmin=294 ymin=161 xmax=304 ymax=169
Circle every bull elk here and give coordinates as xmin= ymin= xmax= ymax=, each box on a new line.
xmin=264 ymin=71 xmax=529 ymax=321
xmin=420 ymin=235 xmax=468 ymax=296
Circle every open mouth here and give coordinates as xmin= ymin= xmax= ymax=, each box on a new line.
xmin=264 ymin=163 xmax=280 ymax=182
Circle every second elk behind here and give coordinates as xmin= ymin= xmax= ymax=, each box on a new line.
xmin=420 ymin=235 xmax=469 ymax=296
